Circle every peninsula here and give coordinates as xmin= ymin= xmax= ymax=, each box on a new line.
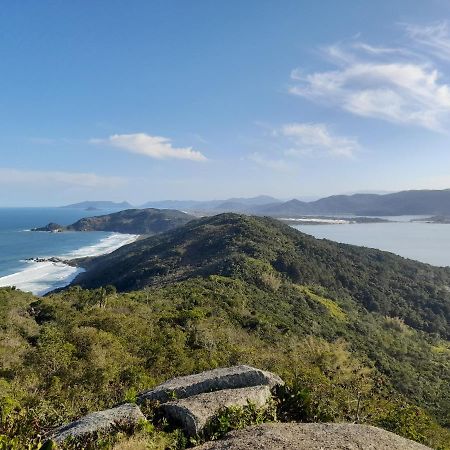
xmin=32 ymin=208 xmax=195 ymax=235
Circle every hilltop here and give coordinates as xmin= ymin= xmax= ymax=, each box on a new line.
xmin=33 ymin=208 xmax=195 ymax=234
xmin=73 ymin=214 xmax=450 ymax=338
xmin=69 ymin=214 xmax=450 ymax=421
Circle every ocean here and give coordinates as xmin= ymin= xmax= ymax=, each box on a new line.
xmin=1 ymin=208 xmax=450 ymax=297
xmin=0 ymin=208 xmax=138 ymax=295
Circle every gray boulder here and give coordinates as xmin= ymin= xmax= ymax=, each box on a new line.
xmin=162 ymin=385 xmax=272 ymax=436
xmin=137 ymin=365 xmax=283 ymax=404
xmin=49 ymin=403 xmax=145 ymax=444
xmin=192 ymin=422 xmax=432 ymax=450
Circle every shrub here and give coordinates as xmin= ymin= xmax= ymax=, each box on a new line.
xmin=199 ymin=400 xmax=277 ymax=443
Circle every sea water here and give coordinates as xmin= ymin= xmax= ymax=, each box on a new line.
xmin=1 ymin=208 xmax=450 ymax=296
xmin=292 ymin=219 xmax=450 ymax=267
xmin=0 ymin=208 xmax=138 ymax=295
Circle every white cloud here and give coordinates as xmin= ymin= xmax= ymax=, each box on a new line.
xmin=0 ymin=168 xmax=125 ymax=188
xmin=281 ymin=123 xmax=359 ymax=157
xmin=290 ymin=37 xmax=450 ymax=131
xmin=351 ymin=42 xmax=407 ymax=56
xmin=247 ymin=122 xmax=355 ymax=172
xmin=404 ymin=21 xmax=450 ymax=61
xmin=91 ymin=133 xmax=207 ymax=162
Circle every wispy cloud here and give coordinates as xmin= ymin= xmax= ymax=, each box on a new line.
xmin=91 ymin=133 xmax=207 ymax=162
xmin=247 ymin=122 xmax=356 ymax=172
xmin=404 ymin=21 xmax=450 ymax=61
xmin=351 ymin=42 xmax=410 ymax=56
xmin=0 ymin=168 xmax=125 ymax=188
xmin=289 ymin=33 xmax=450 ymax=131
xmin=248 ymin=153 xmax=292 ymax=172
xmin=281 ymin=123 xmax=359 ymax=157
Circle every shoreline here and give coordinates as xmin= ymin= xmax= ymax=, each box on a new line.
xmin=0 ymin=232 xmax=139 ymax=296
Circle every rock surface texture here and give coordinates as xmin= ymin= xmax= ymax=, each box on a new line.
xmin=192 ymin=423 xmax=432 ymax=450
xmin=47 ymin=367 xmax=430 ymax=449
xmin=137 ymin=364 xmax=283 ymax=403
xmin=161 ymin=385 xmax=272 ymax=436
xmin=49 ymin=403 xmax=145 ymax=444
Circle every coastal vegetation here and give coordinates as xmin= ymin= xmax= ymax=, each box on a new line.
xmin=0 ymin=214 xmax=449 ymax=448
xmin=32 ymin=208 xmax=194 ymax=235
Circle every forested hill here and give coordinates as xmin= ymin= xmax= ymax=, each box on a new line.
xmin=33 ymin=208 xmax=195 ymax=234
xmin=73 ymin=213 xmax=450 ymax=338
xmin=3 ymin=213 xmax=450 ymax=447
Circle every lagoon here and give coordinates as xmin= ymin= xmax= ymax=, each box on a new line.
xmin=292 ymin=220 xmax=450 ymax=267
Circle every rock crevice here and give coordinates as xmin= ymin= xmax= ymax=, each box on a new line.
xmin=161 ymin=385 xmax=273 ymax=436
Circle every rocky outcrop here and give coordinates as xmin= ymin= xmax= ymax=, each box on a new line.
xmin=137 ymin=364 xmax=283 ymax=403
xmin=49 ymin=403 xmax=145 ymax=444
xmin=47 ymin=367 xmax=431 ymax=449
xmin=26 ymin=256 xmax=71 ymax=264
xmin=32 ymin=222 xmax=64 ymax=232
xmin=161 ymin=385 xmax=272 ymax=436
xmin=47 ymin=366 xmax=280 ymax=445
xmin=192 ymin=422 xmax=432 ymax=450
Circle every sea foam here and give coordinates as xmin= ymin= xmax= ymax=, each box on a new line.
xmin=0 ymin=233 xmax=138 ymax=296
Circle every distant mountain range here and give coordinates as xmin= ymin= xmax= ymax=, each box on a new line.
xmin=60 ymin=196 xmax=281 ymax=212
xmin=61 ymin=189 xmax=450 ymax=217
xmin=252 ymin=189 xmax=450 ymax=216
xmin=141 ymin=195 xmax=281 ymax=211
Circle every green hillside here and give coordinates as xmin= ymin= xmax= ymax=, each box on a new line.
xmin=75 ymin=214 xmax=450 ymax=338
xmin=33 ymin=208 xmax=194 ymax=234
xmin=1 ymin=214 xmax=449 ymax=448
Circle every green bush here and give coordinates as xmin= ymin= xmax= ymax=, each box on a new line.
xmin=199 ymin=400 xmax=277 ymax=444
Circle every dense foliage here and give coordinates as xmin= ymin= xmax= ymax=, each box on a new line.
xmin=0 ymin=277 xmax=448 ymax=448
xmin=77 ymin=214 xmax=450 ymax=338
xmin=1 ymin=214 xmax=449 ymax=448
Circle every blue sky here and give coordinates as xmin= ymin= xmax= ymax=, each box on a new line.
xmin=2 ymin=0 xmax=450 ymax=205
